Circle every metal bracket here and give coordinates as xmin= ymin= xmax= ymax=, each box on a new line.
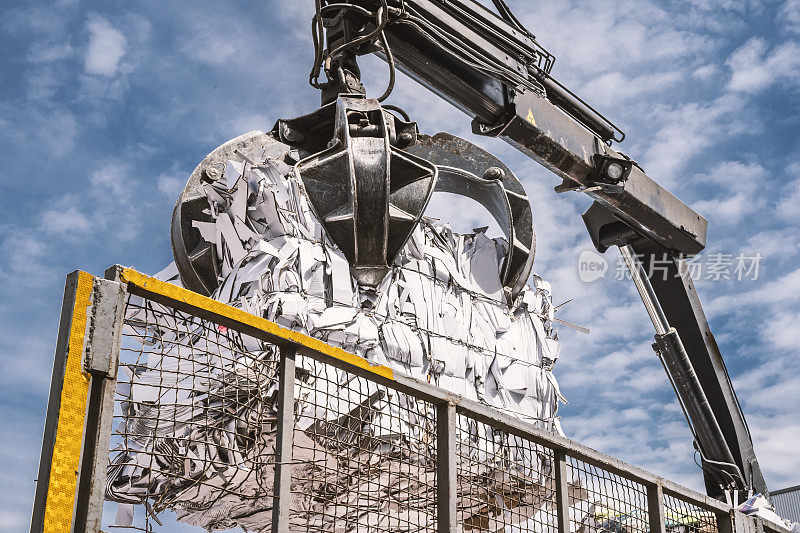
xmin=405 ymin=132 xmax=536 ymax=300
xmin=83 ymin=278 xmax=126 ymax=377
xmin=172 ymin=104 xmax=537 ymax=299
xmin=295 ymin=96 xmax=438 ymax=287
xmin=582 ymin=202 xmax=643 ymax=253
xmin=590 ymin=153 xmax=633 ymax=187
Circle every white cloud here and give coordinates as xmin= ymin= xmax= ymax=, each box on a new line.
xmin=90 ymin=161 xmax=128 ymax=196
xmin=521 ymin=0 xmax=714 ymax=79
xmin=777 ymin=182 xmax=800 ymax=220
xmin=695 ymin=195 xmax=756 ymax=225
xmin=0 ymin=103 xmax=80 ymax=157
xmin=84 ymin=13 xmax=126 ymax=76
xmin=25 ymin=66 xmax=65 ymax=102
xmin=0 ymin=228 xmax=54 ymax=287
xmin=157 ymin=174 xmax=184 ymax=198
xmin=742 ymin=228 xmax=800 ymax=259
xmin=220 ymin=113 xmax=272 ymax=140
xmin=779 ymin=0 xmax=800 ymax=34
xmin=643 ymin=94 xmax=749 ymax=182
xmin=693 ymin=161 xmax=768 ymax=224
xmin=620 ymin=407 xmax=650 ymax=422
xmin=86 ymin=161 xmax=149 ymax=242
xmin=776 ymin=163 xmax=800 ymax=220
xmin=734 ymin=336 xmax=800 ymax=488
xmin=1 ymin=3 xmax=74 ymax=38
xmin=26 ymin=40 xmax=74 ymax=64
xmin=0 ymin=332 xmax=54 ymax=395
xmin=580 ymin=70 xmax=683 ymax=108
xmin=727 ymin=37 xmax=800 ymax=93
xmin=693 ymin=64 xmax=720 ymax=80
xmin=183 ymin=33 xmax=237 ymax=66
xmin=763 ymin=310 xmax=800 ymax=350
xmin=39 ymin=206 xmax=91 ymax=234
xmin=750 ymin=414 xmax=800 ymax=488
xmin=0 ymin=510 xmax=26 ymax=529
xmin=704 ymin=161 xmax=768 ymax=195
xmin=704 ymin=267 xmax=800 ymax=316
xmin=44 ymin=106 xmax=79 ymax=156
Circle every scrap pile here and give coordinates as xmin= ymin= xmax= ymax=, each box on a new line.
xmin=106 ymin=149 xmax=568 ymax=531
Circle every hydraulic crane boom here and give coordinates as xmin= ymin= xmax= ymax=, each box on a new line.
xmin=311 ymin=0 xmax=768 ymax=501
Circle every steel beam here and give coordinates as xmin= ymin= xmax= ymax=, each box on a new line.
xmin=73 ymin=278 xmax=126 ymax=532
xmin=272 ymin=346 xmax=296 ymax=533
xmin=436 ymin=403 xmax=457 ymax=533
xmin=555 ymin=451 xmax=570 ymax=533
xmin=648 ymin=483 xmax=667 ymax=533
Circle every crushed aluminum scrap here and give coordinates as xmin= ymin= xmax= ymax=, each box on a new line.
xmin=107 ymin=146 xmax=574 ymax=531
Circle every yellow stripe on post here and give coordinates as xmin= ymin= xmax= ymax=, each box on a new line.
xmin=43 ymin=271 xmax=93 ymax=533
xmin=119 ymin=267 xmax=395 ymax=382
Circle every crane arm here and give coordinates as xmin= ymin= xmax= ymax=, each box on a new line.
xmin=313 ymin=0 xmax=767 ymax=501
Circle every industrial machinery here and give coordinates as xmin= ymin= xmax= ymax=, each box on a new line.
xmin=171 ymin=0 xmax=768 ymax=505
xmin=27 ymin=3 xmax=786 ymax=532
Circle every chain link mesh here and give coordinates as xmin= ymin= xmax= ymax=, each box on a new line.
xmin=100 ymin=290 xmax=724 ymax=533
xmin=566 ymin=458 xmax=649 ymax=533
xmin=663 ymin=493 xmax=718 ymax=533
xmin=108 ymin=293 xmax=281 ymax=530
xmin=289 ymin=354 xmax=438 ymax=531
xmin=456 ymin=415 xmax=558 ymax=532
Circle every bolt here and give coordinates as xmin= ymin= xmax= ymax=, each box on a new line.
xmin=484 ymin=167 xmax=506 ymax=181
xmin=204 ymin=164 xmax=223 ymax=182
xmin=398 ymin=132 xmax=414 ymax=146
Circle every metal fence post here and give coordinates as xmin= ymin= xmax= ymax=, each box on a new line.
xmin=437 ymin=403 xmax=457 ymax=533
xmin=648 ymin=483 xmax=667 ymax=533
xmin=73 ymin=278 xmax=126 ymax=533
xmin=717 ymin=509 xmax=734 ymax=533
xmin=555 ymin=450 xmax=571 ymax=533
xmin=272 ymin=345 xmax=296 ymax=533
xmin=31 ymin=272 xmax=85 ymax=533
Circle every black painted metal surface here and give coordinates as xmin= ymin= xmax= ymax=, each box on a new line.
xmin=171 ymin=105 xmax=537 ymax=301
xmin=632 ymin=240 xmax=769 ymax=499
xmin=295 ymin=97 xmax=438 ymax=287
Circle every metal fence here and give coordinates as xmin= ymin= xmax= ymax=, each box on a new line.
xmin=31 ymin=267 xmax=791 ymax=533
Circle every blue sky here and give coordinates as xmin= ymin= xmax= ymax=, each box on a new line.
xmin=1 ymin=0 xmax=799 ymax=530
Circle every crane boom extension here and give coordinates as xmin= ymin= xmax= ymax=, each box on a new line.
xmin=315 ymin=0 xmax=767 ymax=500
xmin=380 ymin=0 xmax=708 ymax=256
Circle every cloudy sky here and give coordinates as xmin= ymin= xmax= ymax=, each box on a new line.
xmin=1 ymin=0 xmax=799 ymax=530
